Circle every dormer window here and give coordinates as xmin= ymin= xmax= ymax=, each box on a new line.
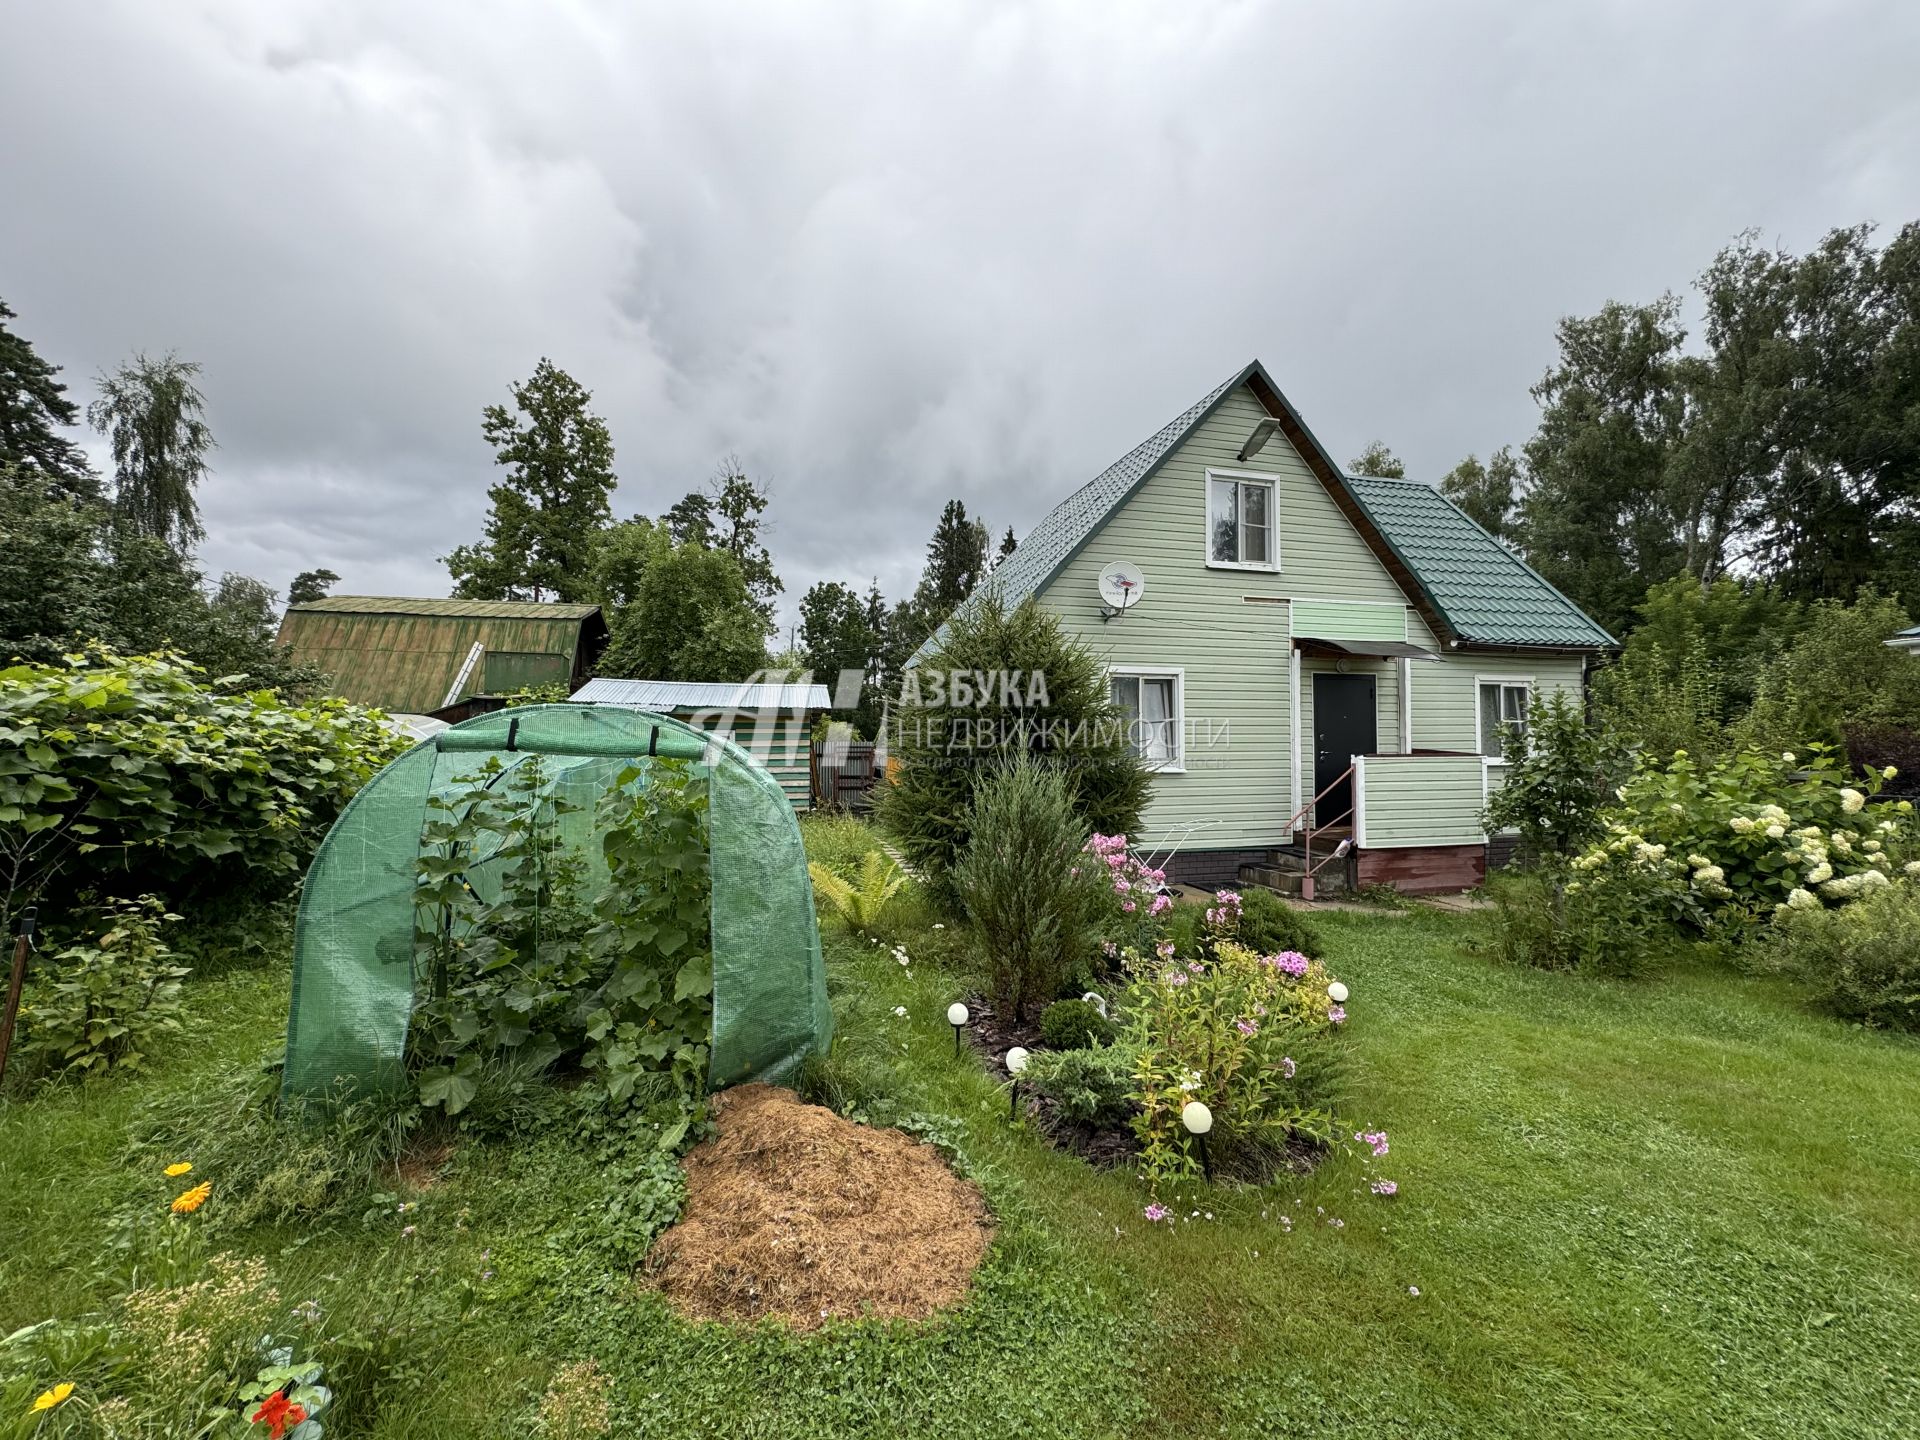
xmin=1206 ymin=470 xmax=1278 ymax=570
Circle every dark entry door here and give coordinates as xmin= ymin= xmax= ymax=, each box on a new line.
xmin=1312 ymin=673 xmax=1377 ymax=827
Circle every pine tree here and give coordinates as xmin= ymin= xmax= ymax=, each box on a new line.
xmin=0 ymin=297 xmax=94 ymax=497
xmin=286 ymin=568 xmax=340 ymax=607
xmin=445 ymin=359 xmax=616 ymax=602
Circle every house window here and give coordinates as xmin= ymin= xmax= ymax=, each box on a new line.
xmin=1110 ymin=670 xmax=1182 ymax=769
xmin=1478 ymin=681 xmax=1531 ymax=758
xmin=1207 ymin=473 xmax=1276 ymax=568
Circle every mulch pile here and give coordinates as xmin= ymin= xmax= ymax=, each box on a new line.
xmin=643 ymin=1084 xmax=993 ymax=1330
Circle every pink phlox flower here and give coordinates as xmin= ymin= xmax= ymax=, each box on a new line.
xmin=1371 ymin=1179 xmax=1398 ymax=1197
xmin=1164 ymin=970 xmax=1189 ymax=987
xmin=1329 ymin=1005 xmax=1347 ymax=1024
xmin=1121 ymin=900 xmax=1136 ymax=913
xmin=1113 ymin=877 xmax=1132 ymax=893
xmin=1187 ymin=959 xmax=1204 ymax=974
xmin=1149 ymin=893 xmax=1173 ymax=915
xmin=1274 ymin=950 xmax=1310 ymax=977
xmin=1355 ymin=1129 xmax=1389 ymax=1157
xmin=1235 ymin=1018 xmax=1259 ymax=1037
xmin=1154 ymin=941 xmax=1176 ymax=960
xmin=1143 ymin=1203 xmax=1169 ymax=1222
xmin=1280 ymin=1056 xmax=1296 ymax=1078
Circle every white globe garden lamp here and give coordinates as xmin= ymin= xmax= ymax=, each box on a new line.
xmin=1182 ymin=1099 xmax=1215 ymax=1180
xmin=947 ymin=1002 xmax=970 ymax=1056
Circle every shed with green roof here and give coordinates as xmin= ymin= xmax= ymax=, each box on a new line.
xmin=912 ymin=359 xmax=1614 ymax=896
xmin=278 ymin=596 xmax=609 ymax=716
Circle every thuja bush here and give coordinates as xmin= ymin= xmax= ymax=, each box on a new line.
xmin=950 ymin=756 xmax=1103 ymax=1020
xmin=411 ymin=756 xmax=714 ymax=1116
xmin=0 ymin=648 xmax=403 ymax=927
xmin=877 ymin=592 xmax=1149 ymax=907
xmin=1123 ymin=940 xmax=1345 ymax=1184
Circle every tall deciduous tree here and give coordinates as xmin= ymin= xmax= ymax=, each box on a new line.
xmin=89 ymin=352 xmax=214 ymax=550
xmin=1515 ymin=298 xmax=1698 ymax=638
xmin=1347 ymin=441 xmax=1406 ymax=478
xmin=0 ymin=465 xmax=109 ymax=661
xmin=446 ymin=358 xmax=616 ymax=602
xmin=0 ymin=298 xmax=94 ymax=498
xmin=800 ymin=579 xmax=885 ymax=735
xmin=1439 ymin=447 xmax=1520 ymax=537
xmin=596 ymin=542 xmax=767 ymax=683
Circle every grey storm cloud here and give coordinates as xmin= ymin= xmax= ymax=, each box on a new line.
xmin=4 ymin=0 xmax=1919 ymax=633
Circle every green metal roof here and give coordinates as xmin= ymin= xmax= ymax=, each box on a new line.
xmin=912 ymin=360 xmax=1613 ymax=660
xmin=278 ymin=597 xmax=606 ymax=713
xmin=1341 ymin=475 xmax=1615 ymax=649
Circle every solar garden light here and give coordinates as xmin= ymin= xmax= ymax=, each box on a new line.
xmin=1327 ymin=981 xmax=1349 ymax=1004
xmin=1005 ymin=1046 xmax=1030 ymax=1118
xmin=1182 ymin=1099 xmax=1214 ymax=1181
xmin=947 ymin=1001 xmax=970 ymax=1056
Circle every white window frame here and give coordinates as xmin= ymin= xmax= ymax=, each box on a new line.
xmin=1203 ymin=468 xmax=1281 ymax=572
xmin=1474 ymin=676 xmax=1533 ymax=766
xmin=1108 ymin=665 xmax=1186 ymax=773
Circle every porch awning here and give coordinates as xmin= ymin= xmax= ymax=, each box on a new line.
xmin=1293 ymin=636 xmax=1443 ymax=661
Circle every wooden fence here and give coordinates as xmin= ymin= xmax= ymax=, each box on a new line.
xmin=811 ymin=740 xmax=879 ymax=811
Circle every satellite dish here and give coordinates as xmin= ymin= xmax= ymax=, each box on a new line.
xmin=1098 ymin=561 xmax=1147 ymax=621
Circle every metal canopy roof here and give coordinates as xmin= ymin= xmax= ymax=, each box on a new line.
xmin=1293 ymin=637 xmax=1442 ymax=661
xmin=572 ymin=678 xmax=832 ymax=711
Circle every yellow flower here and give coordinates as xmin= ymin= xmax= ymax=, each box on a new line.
xmin=32 ymin=1383 xmax=74 ymax=1411
xmin=164 ymin=1162 xmax=193 ymax=1177
xmin=171 ymin=1181 xmax=212 ymax=1215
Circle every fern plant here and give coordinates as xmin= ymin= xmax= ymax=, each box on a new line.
xmin=808 ymin=851 xmax=906 ymax=937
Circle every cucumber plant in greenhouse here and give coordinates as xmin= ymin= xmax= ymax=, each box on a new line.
xmin=409 ymin=756 xmax=713 ymax=1116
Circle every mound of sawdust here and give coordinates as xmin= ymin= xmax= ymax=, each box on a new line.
xmin=644 ymin=1083 xmax=993 ymax=1330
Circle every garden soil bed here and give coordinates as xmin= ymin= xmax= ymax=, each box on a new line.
xmin=964 ymin=995 xmax=1142 ymax=1171
xmin=644 ymin=1084 xmax=993 ymax=1330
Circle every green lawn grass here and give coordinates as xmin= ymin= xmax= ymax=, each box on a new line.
xmin=4 ymin=854 xmax=1918 ymax=1437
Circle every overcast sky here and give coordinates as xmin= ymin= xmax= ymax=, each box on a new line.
xmin=5 ymin=0 xmax=1918 ymax=638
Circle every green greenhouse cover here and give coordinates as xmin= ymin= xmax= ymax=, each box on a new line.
xmin=281 ymin=703 xmax=831 ymax=1105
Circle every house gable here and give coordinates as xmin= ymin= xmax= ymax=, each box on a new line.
xmin=1038 ymin=383 xmax=1417 ymax=627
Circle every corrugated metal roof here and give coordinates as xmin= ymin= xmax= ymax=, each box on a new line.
xmin=1341 ymin=475 xmax=1616 ymax=649
xmin=572 ymin=679 xmax=832 ymax=711
xmin=288 ymin=596 xmax=602 ymax=620
xmin=277 ymin=604 xmax=606 ymax=713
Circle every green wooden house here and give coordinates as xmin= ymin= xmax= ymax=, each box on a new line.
xmin=917 ymin=359 xmax=1615 ymax=896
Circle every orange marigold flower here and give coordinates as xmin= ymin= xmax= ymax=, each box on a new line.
xmin=252 ymin=1392 xmax=308 ymax=1440
xmin=171 ymin=1181 xmax=212 ymax=1214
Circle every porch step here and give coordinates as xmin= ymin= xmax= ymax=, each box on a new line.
xmin=1238 ymin=860 xmax=1350 ymax=898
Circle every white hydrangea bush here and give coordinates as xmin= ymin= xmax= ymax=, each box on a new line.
xmin=1571 ymin=744 xmax=1914 ymax=926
